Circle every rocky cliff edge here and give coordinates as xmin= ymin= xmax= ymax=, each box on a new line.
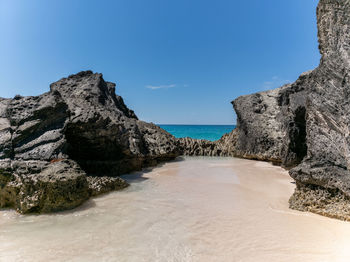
xmin=231 ymin=0 xmax=350 ymax=220
xmin=0 ymin=71 xmax=179 ymax=213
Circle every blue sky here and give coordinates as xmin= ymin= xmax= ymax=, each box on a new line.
xmin=0 ymin=0 xmax=319 ymax=124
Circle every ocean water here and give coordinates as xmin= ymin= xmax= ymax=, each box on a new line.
xmin=158 ymin=125 xmax=236 ymax=141
xmin=2 ymin=157 xmax=350 ymax=262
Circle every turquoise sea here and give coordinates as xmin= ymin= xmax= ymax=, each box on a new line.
xmin=158 ymin=125 xmax=236 ymax=141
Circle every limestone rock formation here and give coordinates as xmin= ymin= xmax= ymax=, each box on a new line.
xmin=232 ymin=72 xmax=309 ymax=167
xmin=0 ymin=160 xmax=90 ymax=213
xmin=2 ymin=0 xmax=349 ymax=221
xmin=0 ymin=71 xmax=179 ymax=213
xmin=177 ymin=129 xmax=237 ymax=157
xmin=229 ymin=0 xmax=350 ymax=220
xmin=288 ymin=0 xmax=350 ymax=220
xmin=87 ymin=176 xmax=128 ymax=197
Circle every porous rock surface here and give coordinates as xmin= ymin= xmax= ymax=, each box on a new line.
xmin=229 ymin=0 xmax=350 ymax=220
xmin=0 ymin=160 xmax=89 ymax=213
xmin=288 ymin=0 xmax=350 ymax=220
xmin=2 ymin=0 xmax=349 ymax=221
xmin=232 ymin=74 xmax=308 ymax=167
xmin=177 ymin=129 xmax=237 ymax=157
xmin=0 ymin=71 xmax=178 ymax=213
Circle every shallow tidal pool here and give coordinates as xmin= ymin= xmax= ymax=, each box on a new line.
xmin=2 ymin=157 xmax=350 ymax=262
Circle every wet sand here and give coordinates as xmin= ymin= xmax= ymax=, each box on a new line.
xmin=1 ymin=157 xmax=350 ymax=262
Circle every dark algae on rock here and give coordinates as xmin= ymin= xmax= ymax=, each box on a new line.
xmin=0 ymin=71 xmax=179 ymax=214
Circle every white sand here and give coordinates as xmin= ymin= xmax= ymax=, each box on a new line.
xmin=1 ymin=157 xmax=350 ymax=262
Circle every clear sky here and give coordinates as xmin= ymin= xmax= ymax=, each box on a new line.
xmin=0 ymin=0 xmax=320 ymax=124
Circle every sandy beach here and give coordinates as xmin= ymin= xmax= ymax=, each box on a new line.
xmin=1 ymin=157 xmax=350 ymax=262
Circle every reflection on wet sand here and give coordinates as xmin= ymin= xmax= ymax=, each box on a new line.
xmin=1 ymin=157 xmax=350 ymax=262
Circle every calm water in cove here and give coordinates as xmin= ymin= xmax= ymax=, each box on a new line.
xmin=2 ymin=157 xmax=350 ymax=262
xmin=158 ymin=125 xmax=235 ymax=141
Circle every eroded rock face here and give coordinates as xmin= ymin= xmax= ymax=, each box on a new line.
xmin=0 ymin=71 xmax=179 ymax=213
xmin=3 ymin=71 xmax=178 ymax=171
xmin=288 ymin=0 xmax=350 ymax=220
xmin=0 ymin=160 xmax=89 ymax=213
xmin=87 ymin=176 xmax=128 ymax=197
xmin=228 ymin=0 xmax=350 ymax=220
xmin=232 ymin=71 xmax=310 ymax=167
xmin=0 ymin=159 xmax=130 ymax=214
xmin=2 ymin=0 xmax=348 ymax=220
xmin=177 ymin=129 xmax=237 ymax=157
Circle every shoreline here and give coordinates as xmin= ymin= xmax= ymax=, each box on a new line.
xmin=2 ymin=157 xmax=350 ymax=261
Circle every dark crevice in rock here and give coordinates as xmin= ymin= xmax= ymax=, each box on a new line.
xmin=64 ymin=122 xmax=125 ymax=162
xmin=0 ymin=71 xmax=179 ymax=214
xmin=291 ymin=106 xmax=307 ymax=163
xmin=1 ymin=0 xmax=349 ymax=221
xmin=283 ymin=106 xmax=308 ymax=168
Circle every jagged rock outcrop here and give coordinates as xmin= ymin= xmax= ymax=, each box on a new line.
xmin=232 ymin=71 xmax=309 ymax=167
xmin=229 ymin=0 xmax=350 ymax=220
xmin=0 ymin=71 xmax=179 ymax=213
xmin=177 ymin=129 xmax=237 ymax=156
xmin=288 ymin=0 xmax=350 ymax=220
xmin=172 ymin=0 xmax=350 ymax=221
xmin=87 ymin=176 xmax=128 ymax=197
xmin=0 ymin=160 xmax=89 ymax=213
xmin=2 ymin=0 xmax=348 ymax=221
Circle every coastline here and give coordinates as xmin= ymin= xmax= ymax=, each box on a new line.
xmin=0 ymin=0 xmax=349 ymax=223
xmin=2 ymin=157 xmax=350 ymax=262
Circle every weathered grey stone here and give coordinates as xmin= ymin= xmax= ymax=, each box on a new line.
xmin=2 ymin=0 xmax=349 ymax=220
xmin=232 ymin=71 xmax=310 ymax=167
xmin=0 ymin=71 xmax=179 ymax=213
xmin=1 ymin=71 xmax=178 ymax=167
xmin=289 ymin=183 xmax=350 ymax=221
xmin=288 ymin=0 xmax=350 ymax=220
xmin=225 ymin=0 xmax=350 ymax=220
xmin=177 ymin=129 xmax=237 ymax=157
xmin=0 ymin=159 xmax=131 ymax=214
xmin=87 ymin=176 xmax=129 ymax=197
xmin=0 ymin=160 xmax=89 ymax=213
